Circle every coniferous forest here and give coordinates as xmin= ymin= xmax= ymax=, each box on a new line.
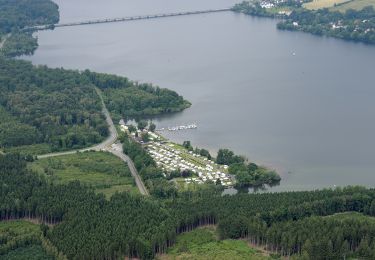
xmin=2 ymin=0 xmax=375 ymax=259
xmin=2 ymin=153 xmax=375 ymax=259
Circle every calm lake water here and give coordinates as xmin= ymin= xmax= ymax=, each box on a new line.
xmin=27 ymin=0 xmax=375 ymax=192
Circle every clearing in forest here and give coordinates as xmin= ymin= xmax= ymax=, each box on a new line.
xmin=29 ymin=151 xmax=139 ymax=198
xmin=0 ymin=220 xmax=53 ymax=260
xmin=303 ymin=0 xmax=352 ymax=9
xmin=158 ymin=226 xmax=270 ymax=260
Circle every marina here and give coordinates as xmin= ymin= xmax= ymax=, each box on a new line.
xmin=156 ymin=123 xmax=197 ymax=132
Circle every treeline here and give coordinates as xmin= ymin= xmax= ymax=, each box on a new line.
xmin=1 ymin=32 xmax=38 ymax=57
xmin=261 ymin=215 xmax=375 ymax=259
xmin=173 ymin=187 xmax=375 ymax=259
xmin=0 ymin=0 xmax=58 ymax=33
xmin=278 ymin=6 xmax=375 ymax=44
xmin=85 ymin=71 xmax=191 ymax=120
xmin=233 ymin=1 xmax=375 ymax=45
xmin=0 ymin=59 xmax=190 ymax=154
xmin=0 ymin=58 xmax=108 ymax=152
xmin=1 ymin=153 xmax=375 ymax=259
xmin=0 ymin=0 xmax=59 ymax=57
xmin=182 ymin=141 xmax=212 ymax=160
xmin=0 ymin=153 xmax=178 ymax=259
xmin=0 ymin=154 xmax=103 ymax=224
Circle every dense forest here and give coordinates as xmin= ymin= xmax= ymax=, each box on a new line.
xmin=1 ymin=32 xmax=38 ymax=57
xmin=1 ymin=154 xmax=375 ymax=259
xmin=0 ymin=59 xmax=190 ymax=154
xmin=0 ymin=0 xmax=59 ymax=57
xmin=0 ymin=58 xmax=108 ymax=153
xmin=233 ymin=1 xmax=375 ymax=44
xmin=85 ymin=71 xmax=191 ymax=120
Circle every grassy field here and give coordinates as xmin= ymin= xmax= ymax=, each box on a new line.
xmin=303 ymin=0 xmax=352 ymax=9
xmin=0 ymin=220 xmax=54 ymax=260
xmin=173 ymin=177 xmax=205 ymax=191
xmin=29 ymin=151 xmax=139 ymax=198
xmin=158 ymin=226 xmax=270 ymax=260
xmin=0 ymin=220 xmax=40 ymax=237
xmin=330 ymin=0 xmax=375 ymax=11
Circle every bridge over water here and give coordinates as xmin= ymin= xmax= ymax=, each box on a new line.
xmin=29 ymin=8 xmax=232 ymax=31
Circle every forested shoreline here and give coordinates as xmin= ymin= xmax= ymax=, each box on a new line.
xmin=0 ymin=59 xmax=108 ymax=153
xmin=1 ymin=0 xmax=375 ymax=259
xmin=278 ymin=6 xmax=375 ymax=44
xmin=217 ymin=148 xmax=281 ymax=188
xmin=233 ymin=1 xmax=375 ymax=44
xmin=0 ymin=0 xmax=59 ymax=57
xmin=0 ymin=59 xmax=190 ymax=155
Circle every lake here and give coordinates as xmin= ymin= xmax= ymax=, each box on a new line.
xmin=26 ymin=0 xmax=375 ymax=192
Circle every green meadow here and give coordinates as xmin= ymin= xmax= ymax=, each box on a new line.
xmin=159 ymin=226 xmax=270 ymax=260
xmin=330 ymin=0 xmax=375 ymax=11
xmin=29 ymin=151 xmax=139 ymax=198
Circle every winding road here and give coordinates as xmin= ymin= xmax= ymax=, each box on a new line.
xmin=37 ymin=87 xmax=149 ymax=195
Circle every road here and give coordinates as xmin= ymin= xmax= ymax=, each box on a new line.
xmin=110 ymin=143 xmax=149 ymax=195
xmin=0 ymin=33 xmax=10 ymax=50
xmin=37 ymin=87 xmax=149 ymax=195
xmin=37 ymin=88 xmax=117 ymax=158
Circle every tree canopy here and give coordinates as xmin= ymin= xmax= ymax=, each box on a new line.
xmin=2 ymin=153 xmax=375 ymax=259
xmin=0 ymin=0 xmax=59 ymax=57
xmin=0 ymin=59 xmax=190 ymax=155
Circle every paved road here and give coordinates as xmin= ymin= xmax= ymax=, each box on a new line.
xmin=37 ymin=87 xmax=149 ymax=195
xmin=38 ymin=88 xmax=117 ymax=159
xmin=110 ymin=143 xmax=149 ymax=195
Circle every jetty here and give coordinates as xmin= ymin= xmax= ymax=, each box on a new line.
xmin=156 ymin=123 xmax=197 ymax=132
xmin=27 ymin=8 xmax=232 ymax=31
